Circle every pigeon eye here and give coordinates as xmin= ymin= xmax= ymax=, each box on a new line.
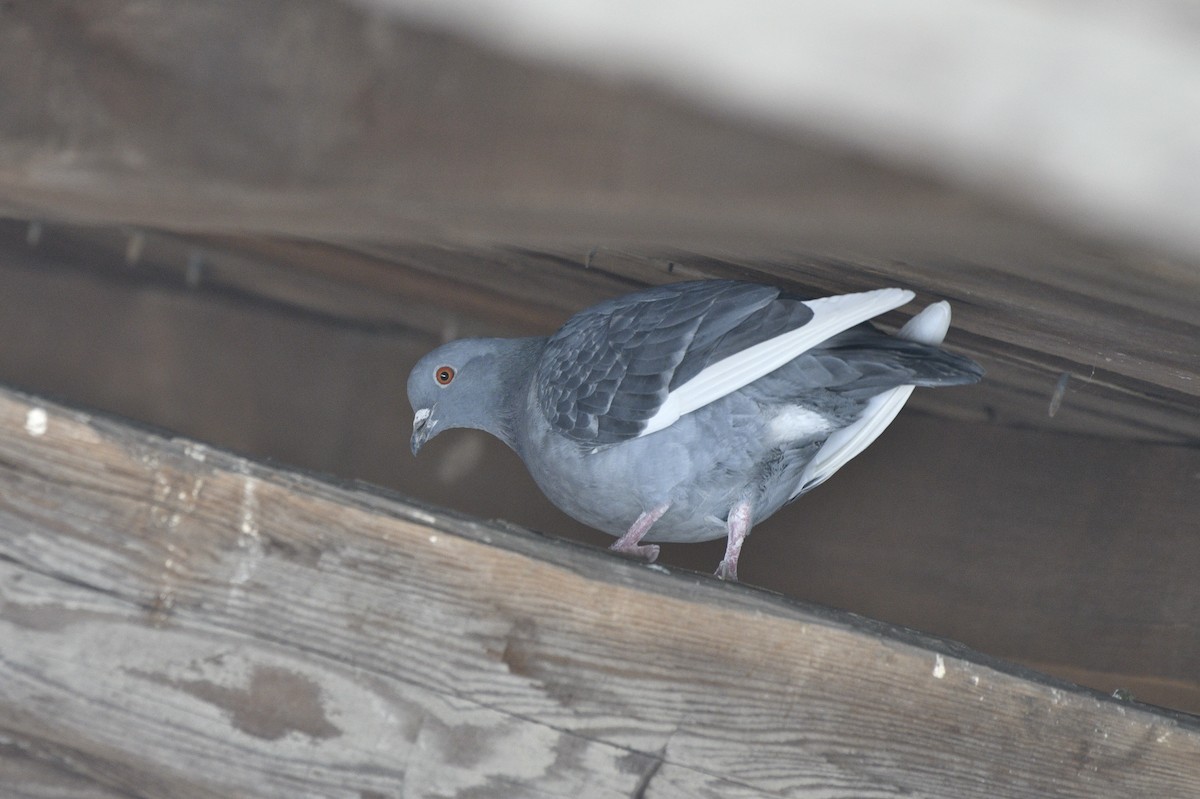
xmin=435 ymin=366 xmax=455 ymax=385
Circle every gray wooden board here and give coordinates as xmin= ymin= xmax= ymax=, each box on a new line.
xmin=1 ymin=387 xmax=1199 ymax=797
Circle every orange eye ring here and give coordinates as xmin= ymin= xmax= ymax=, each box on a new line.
xmin=435 ymin=365 xmax=455 ymax=385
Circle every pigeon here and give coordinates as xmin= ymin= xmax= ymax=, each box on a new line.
xmin=408 ymin=280 xmax=982 ymax=580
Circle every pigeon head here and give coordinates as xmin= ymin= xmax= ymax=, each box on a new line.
xmin=407 ymin=336 xmax=544 ymax=455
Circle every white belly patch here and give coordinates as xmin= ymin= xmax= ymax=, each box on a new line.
xmin=768 ymin=406 xmax=833 ymax=443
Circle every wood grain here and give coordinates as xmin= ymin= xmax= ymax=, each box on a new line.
xmin=2 ymin=387 xmax=1198 ymax=797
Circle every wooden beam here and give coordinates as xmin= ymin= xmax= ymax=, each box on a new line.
xmin=3 ymin=2 xmax=1200 ymax=277
xmin=4 ymin=219 xmax=1197 ymax=446
xmin=2 ymin=386 xmax=1197 ymax=797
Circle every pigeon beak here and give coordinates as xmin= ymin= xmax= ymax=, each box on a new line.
xmin=411 ymin=407 xmax=434 ymax=455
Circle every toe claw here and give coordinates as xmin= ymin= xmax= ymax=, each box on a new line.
xmin=610 ymin=542 xmax=660 ymax=563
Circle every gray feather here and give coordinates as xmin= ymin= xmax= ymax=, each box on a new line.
xmin=536 ymin=280 xmax=816 ymax=444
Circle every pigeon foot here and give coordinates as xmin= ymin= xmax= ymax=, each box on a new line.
xmin=610 ymin=541 xmax=661 ymax=563
xmin=609 ymin=504 xmax=670 ymax=564
xmin=715 ymin=499 xmax=753 ymax=581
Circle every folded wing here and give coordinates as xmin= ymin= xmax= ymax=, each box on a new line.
xmin=536 ymin=280 xmax=914 ymax=445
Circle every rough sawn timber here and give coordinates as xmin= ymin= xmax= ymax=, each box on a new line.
xmin=0 ymin=385 xmax=1196 ymax=799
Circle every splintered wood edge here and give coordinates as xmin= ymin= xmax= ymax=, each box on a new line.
xmin=2 ymin=383 xmax=1198 ymax=798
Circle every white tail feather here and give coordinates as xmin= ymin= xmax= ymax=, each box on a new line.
xmin=792 ymin=301 xmax=952 ymax=497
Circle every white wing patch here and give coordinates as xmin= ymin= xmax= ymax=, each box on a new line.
xmin=793 ymin=301 xmax=952 ymax=497
xmin=639 ymin=287 xmax=915 ymax=438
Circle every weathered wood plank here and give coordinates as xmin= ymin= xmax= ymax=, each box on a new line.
xmin=0 ymin=740 xmax=135 ymax=799
xmin=1 ymin=387 xmax=1198 ymax=797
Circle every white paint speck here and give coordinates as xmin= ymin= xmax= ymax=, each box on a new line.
xmin=184 ymin=443 xmax=208 ymax=462
xmin=25 ymin=408 xmax=48 ymax=437
xmin=429 ymin=534 xmax=439 ymax=544
xmin=407 ymin=509 xmax=437 ymax=525
xmin=230 ymin=558 xmax=257 ymax=586
xmin=240 ymin=477 xmax=259 ymax=538
xmin=153 ymin=471 xmax=172 ymax=502
xmin=231 ymin=476 xmax=264 ymax=586
xmin=932 ymin=654 xmax=946 ymax=679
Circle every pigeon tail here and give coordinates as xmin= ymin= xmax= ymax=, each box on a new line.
xmin=793 ymin=301 xmax=974 ymax=497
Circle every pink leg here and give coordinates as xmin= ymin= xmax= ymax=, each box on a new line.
xmin=715 ymin=500 xmax=753 ymax=581
xmin=610 ymin=504 xmax=670 ymax=563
